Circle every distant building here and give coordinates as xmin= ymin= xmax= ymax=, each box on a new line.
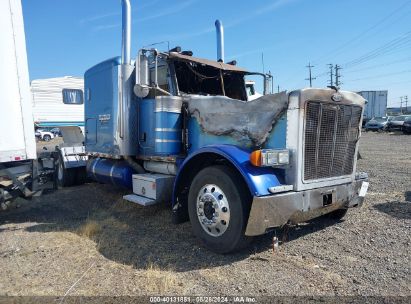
xmin=387 ymin=107 xmax=409 ymax=115
xmin=357 ymin=90 xmax=388 ymax=119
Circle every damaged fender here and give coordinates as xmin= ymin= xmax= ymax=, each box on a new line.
xmin=172 ymin=145 xmax=284 ymax=209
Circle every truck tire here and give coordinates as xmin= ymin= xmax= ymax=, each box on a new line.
xmin=188 ymin=165 xmax=253 ymax=253
xmin=55 ymin=153 xmax=75 ymax=187
xmin=75 ymin=166 xmax=87 ymax=185
xmin=43 ymin=134 xmax=51 ymax=142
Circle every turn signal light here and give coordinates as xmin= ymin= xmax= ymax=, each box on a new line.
xmin=250 ymin=150 xmax=262 ymax=166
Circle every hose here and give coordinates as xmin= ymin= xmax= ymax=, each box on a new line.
xmin=123 ymin=156 xmax=145 ymax=174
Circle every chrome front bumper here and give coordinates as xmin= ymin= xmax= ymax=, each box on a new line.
xmin=245 ymin=173 xmax=369 ymax=236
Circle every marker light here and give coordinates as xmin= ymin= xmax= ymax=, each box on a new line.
xmin=250 ymin=149 xmax=290 ymax=167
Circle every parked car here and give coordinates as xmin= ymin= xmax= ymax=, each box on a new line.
xmin=403 ymin=116 xmax=411 ymax=134
xmin=386 ymin=115 xmax=411 ymax=132
xmin=362 ymin=117 xmax=371 ymax=127
xmin=364 ymin=117 xmax=390 ymax=132
xmin=35 ymin=129 xmax=55 ymax=141
xmin=50 ymin=128 xmax=62 ymax=137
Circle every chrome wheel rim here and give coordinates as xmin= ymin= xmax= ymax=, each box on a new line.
xmin=196 ymin=184 xmax=230 ymax=237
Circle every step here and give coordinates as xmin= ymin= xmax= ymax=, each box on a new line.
xmin=123 ymin=194 xmax=158 ymax=206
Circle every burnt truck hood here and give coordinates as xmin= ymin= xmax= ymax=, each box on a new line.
xmin=184 ymin=91 xmax=289 ymax=147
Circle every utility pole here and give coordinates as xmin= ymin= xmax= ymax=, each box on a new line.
xmin=405 ymin=95 xmax=409 ymax=114
xmin=335 ymin=65 xmax=342 ymax=87
xmin=400 ymin=96 xmax=403 ymax=114
xmin=305 ymin=62 xmax=316 ymax=87
xmin=277 ymin=85 xmax=280 ymax=93
xmin=328 ymin=64 xmax=334 ymax=86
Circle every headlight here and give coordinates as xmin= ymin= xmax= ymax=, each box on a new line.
xmin=278 ymin=151 xmax=289 ymax=164
xmin=250 ymin=149 xmax=290 ymax=167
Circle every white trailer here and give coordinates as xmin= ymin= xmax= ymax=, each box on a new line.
xmin=31 ymin=76 xmax=84 ymax=130
xmin=0 ymin=0 xmax=38 ymax=207
xmin=357 ymin=90 xmax=388 ymax=119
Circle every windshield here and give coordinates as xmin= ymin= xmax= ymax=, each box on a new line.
xmin=373 ymin=117 xmax=386 ymax=122
xmin=393 ymin=116 xmax=406 ymax=122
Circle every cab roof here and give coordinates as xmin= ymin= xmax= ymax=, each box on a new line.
xmin=168 ymin=52 xmax=248 ymax=73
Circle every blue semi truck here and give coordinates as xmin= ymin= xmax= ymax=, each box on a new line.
xmin=81 ymin=0 xmax=369 ymax=253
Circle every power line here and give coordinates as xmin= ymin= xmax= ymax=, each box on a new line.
xmin=313 ymin=0 xmax=411 ymax=65
xmin=345 ymin=40 xmax=411 ymax=69
xmin=345 ymin=69 xmax=411 ymax=82
xmin=343 ymin=31 xmax=411 ymax=68
xmin=343 ymin=56 xmax=411 ymax=74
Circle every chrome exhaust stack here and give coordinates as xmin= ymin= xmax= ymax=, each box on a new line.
xmin=121 ymin=0 xmax=131 ymax=65
xmin=118 ymin=0 xmax=137 ymax=154
xmin=215 ymin=20 xmax=224 ymax=62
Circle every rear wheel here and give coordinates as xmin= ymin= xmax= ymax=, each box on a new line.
xmin=43 ymin=135 xmax=51 ymax=142
xmin=55 ymin=153 xmax=76 ymax=187
xmin=75 ymin=167 xmax=87 ymax=185
xmin=188 ymin=165 xmax=253 ymax=253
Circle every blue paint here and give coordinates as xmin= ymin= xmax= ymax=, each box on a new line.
xmin=84 ymin=57 xmax=137 ymax=156
xmin=263 ymin=114 xmax=287 ymax=149
xmin=187 ymin=118 xmax=241 ymax=153
xmin=138 ymin=98 xmax=182 ymax=156
xmin=187 ymin=112 xmax=287 ymax=152
xmin=87 ymin=158 xmax=135 ymax=189
xmin=84 ymin=57 xmax=121 ymax=154
xmin=138 ymin=98 xmax=156 ymax=156
xmin=173 ymin=145 xmax=284 ymax=204
xmin=154 ymin=111 xmax=182 ymax=155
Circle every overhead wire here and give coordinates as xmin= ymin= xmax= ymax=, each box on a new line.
xmin=344 ymin=56 xmax=411 ymax=74
xmin=344 ymin=69 xmax=411 ymax=82
xmin=343 ymin=32 xmax=411 ymax=69
xmin=313 ymin=0 xmax=411 ymax=66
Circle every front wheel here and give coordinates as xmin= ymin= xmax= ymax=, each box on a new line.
xmin=43 ymin=135 xmax=51 ymax=142
xmin=188 ymin=165 xmax=253 ymax=253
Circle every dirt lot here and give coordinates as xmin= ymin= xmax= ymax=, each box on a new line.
xmin=0 ymin=132 xmax=410 ymax=298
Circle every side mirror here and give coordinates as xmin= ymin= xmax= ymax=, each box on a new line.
xmin=134 ymin=84 xmax=150 ymax=98
xmin=135 ymin=52 xmax=150 ymax=98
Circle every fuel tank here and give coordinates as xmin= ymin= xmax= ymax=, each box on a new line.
xmin=138 ymin=96 xmax=182 ymax=156
xmin=87 ymin=158 xmax=135 ymax=188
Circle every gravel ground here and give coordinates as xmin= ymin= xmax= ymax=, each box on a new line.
xmin=0 ymin=132 xmax=410 ymax=298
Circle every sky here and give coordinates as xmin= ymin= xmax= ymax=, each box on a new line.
xmin=22 ymin=0 xmax=411 ymax=108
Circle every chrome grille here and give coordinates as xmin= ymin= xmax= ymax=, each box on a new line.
xmin=304 ymin=101 xmax=362 ymax=180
